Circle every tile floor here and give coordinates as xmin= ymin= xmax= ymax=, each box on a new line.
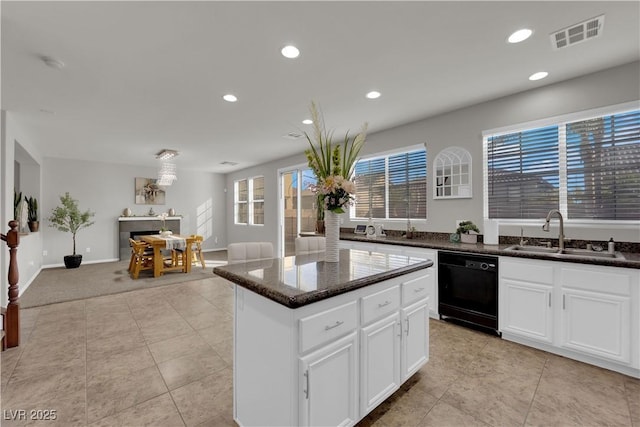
xmin=1 ymin=276 xmax=638 ymax=426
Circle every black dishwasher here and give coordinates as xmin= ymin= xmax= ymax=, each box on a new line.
xmin=438 ymin=251 xmax=499 ymax=334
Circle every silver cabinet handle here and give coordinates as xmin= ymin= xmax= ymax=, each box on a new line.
xmin=562 ymin=294 xmax=566 ymax=310
xmin=325 ymin=320 xmax=344 ymax=331
xmin=405 ymin=318 xmax=410 ymax=336
xmin=303 ymin=370 xmax=309 ymax=399
xmin=548 ymin=293 xmax=551 ymax=307
xmin=378 ymin=300 xmax=391 ymax=308
xmin=397 ymin=322 xmax=402 ymax=337
xmin=414 ymin=287 xmax=425 ymax=293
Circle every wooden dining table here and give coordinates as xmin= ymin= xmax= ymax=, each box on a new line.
xmin=140 ymin=234 xmax=195 ymax=278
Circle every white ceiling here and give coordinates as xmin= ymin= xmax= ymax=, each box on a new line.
xmin=2 ymin=1 xmax=639 ymax=173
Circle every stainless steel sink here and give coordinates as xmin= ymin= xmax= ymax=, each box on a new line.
xmin=504 ymin=245 xmax=625 ymax=260
xmin=505 ymin=245 xmax=558 ymax=254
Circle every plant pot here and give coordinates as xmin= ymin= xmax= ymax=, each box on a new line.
xmin=64 ymin=254 xmax=83 ymax=269
xmin=28 ymin=221 xmax=39 ymax=232
xmin=316 ymin=220 xmax=325 ymax=235
xmin=460 ymin=233 xmax=478 ymax=244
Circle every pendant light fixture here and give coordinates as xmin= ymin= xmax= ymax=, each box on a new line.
xmin=156 ymin=149 xmax=179 ymax=186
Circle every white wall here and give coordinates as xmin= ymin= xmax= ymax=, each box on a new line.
xmin=41 ymin=158 xmax=228 ymax=266
xmin=1 ymin=111 xmax=44 ymax=305
xmin=225 ymin=61 xmax=640 ymax=249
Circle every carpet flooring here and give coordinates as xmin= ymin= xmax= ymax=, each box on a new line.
xmin=20 ymin=250 xmax=228 ymax=309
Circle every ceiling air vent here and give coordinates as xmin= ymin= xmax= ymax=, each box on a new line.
xmin=283 ymin=132 xmax=303 ymax=140
xmin=551 ymin=15 xmax=604 ymax=49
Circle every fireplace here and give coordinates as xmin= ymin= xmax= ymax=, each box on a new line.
xmin=118 ymin=217 xmax=180 ymax=260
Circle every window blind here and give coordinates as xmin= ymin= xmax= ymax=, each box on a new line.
xmin=353 ymin=149 xmax=427 ymax=220
xmin=252 ymin=176 xmax=265 ymax=225
xmin=487 ymin=126 xmax=560 ymax=219
xmin=566 ymin=110 xmax=640 ymax=220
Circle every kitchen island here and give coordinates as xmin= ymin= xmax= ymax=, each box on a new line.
xmin=213 ymin=249 xmax=434 ymax=427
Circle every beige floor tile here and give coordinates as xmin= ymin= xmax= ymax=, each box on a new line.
xmin=86 ymin=329 xmax=147 ymax=360
xmin=86 ymin=365 xmax=168 ymax=423
xmin=87 ymin=345 xmax=155 ymax=382
xmin=441 ymin=372 xmax=535 ymax=427
xmin=625 ymin=378 xmax=640 ymax=426
xmin=167 ymin=291 xmax=217 ymax=316
xmin=137 ymin=314 xmax=195 ymax=344
xmin=411 ymin=360 xmax=460 ymax=399
xmin=365 ymin=381 xmax=438 ymax=427
xmin=525 ymin=357 xmax=632 ymax=426
xmin=171 ymin=368 xmax=233 ymax=426
xmin=88 ymin=393 xmax=185 ymax=427
xmin=419 ymin=400 xmax=491 ymax=427
xmin=181 ymin=308 xmax=232 ymax=331
xmin=4 ymin=365 xmax=86 ymax=410
xmin=1 ymin=388 xmax=86 ymax=426
xmin=9 ymin=343 xmax=85 ymax=383
xmin=157 ymin=347 xmax=227 ymax=390
xmin=148 ymin=332 xmax=213 ymax=364
xmin=209 ymin=337 xmax=233 ymax=366
xmin=197 ymin=321 xmax=233 ymax=347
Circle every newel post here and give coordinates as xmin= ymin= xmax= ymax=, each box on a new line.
xmin=3 ymin=220 xmax=20 ymax=348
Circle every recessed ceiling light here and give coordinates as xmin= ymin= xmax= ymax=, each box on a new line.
xmin=302 ymin=119 xmax=313 ymax=125
xmin=281 ymin=45 xmax=300 ymax=59
xmin=529 ymin=71 xmax=548 ymax=81
xmin=223 ymin=94 xmax=238 ymax=102
xmin=508 ymin=29 xmax=533 ymax=44
xmin=366 ymin=91 xmax=381 ymax=99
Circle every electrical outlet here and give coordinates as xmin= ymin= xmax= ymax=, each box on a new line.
xmin=86 ymin=247 xmax=91 ymax=253
xmin=43 ymin=250 xmax=48 ymax=256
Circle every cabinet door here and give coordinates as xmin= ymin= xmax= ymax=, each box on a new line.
xmin=561 ymin=289 xmax=631 ymax=364
xmin=360 ymin=313 xmax=401 ymax=417
xmin=500 ymin=279 xmax=553 ymax=343
xmin=299 ymin=332 xmax=358 ymax=427
xmin=401 ymin=298 xmax=429 ymax=381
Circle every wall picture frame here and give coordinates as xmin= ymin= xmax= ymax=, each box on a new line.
xmin=135 ymin=177 xmax=166 ymax=205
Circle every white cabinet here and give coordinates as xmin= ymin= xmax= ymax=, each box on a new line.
xmin=360 ymin=313 xmax=401 ymax=415
xmin=234 ymin=269 xmax=431 ymax=427
xmin=559 ymin=265 xmax=632 ymax=364
xmin=401 ymin=298 xmax=430 ymax=381
xmin=300 ymin=332 xmax=359 ymax=427
xmin=500 ymin=258 xmax=554 ymax=344
xmin=500 ymin=256 xmax=639 ymax=378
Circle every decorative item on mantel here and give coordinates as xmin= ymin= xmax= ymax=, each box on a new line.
xmin=168 ymin=208 xmax=176 ymax=216
xmin=304 ymin=101 xmax=368 ymax=262
xmin=456 ymin=220 xmax=480 ymax=244
xmin=158 ymin=212 xmax=172 ymax=237
xmin=123 ymin=207 xmax=132 ymax=217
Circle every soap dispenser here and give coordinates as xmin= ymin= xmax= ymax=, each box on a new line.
xmin=608 ymin=238 xmax=615 ymax=254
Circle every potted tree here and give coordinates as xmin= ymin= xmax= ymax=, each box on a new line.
xmin=48 ymin=192 xmax=95 ymax=268
xmin=27 ymin=196 xmax=39 ymax=232
xmin=456 ymin=220 xmax=480 ymax=244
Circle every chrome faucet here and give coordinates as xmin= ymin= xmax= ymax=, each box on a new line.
xmin=542 ymin=209 xmax=565 ymax=251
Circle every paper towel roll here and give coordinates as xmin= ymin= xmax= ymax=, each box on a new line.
xmin=483 ymin=219 xmax=499 ymax=245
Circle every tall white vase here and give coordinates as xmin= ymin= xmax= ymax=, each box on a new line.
xmin=324 ymin=210 xmax=340 ymax=262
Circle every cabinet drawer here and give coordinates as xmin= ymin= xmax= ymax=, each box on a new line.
xmin=501 ymin=259 xmax=553 ymax=285
xmin=361 ymin=285 xmax=400 ymax=325
xmin=402 ymin=274 xmax=430 ymax=306
xmin=299 ymin=301 xmax=358 ymax=353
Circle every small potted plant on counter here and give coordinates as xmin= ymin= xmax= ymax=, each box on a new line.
xmin=456 ymin=220 xmax=480 ymax=244
xmin=48 ymin=192 xmax=95 ymax=268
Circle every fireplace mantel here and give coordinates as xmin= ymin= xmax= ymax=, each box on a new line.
xmin=118 ymin=217 xmax=181 ymax=260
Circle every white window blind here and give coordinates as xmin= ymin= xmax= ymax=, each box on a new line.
xmin=487 ymin=125 xmax=560 ymax=219
xmin=486 ymin=107 xmax=640 ymax=221
xmin=235 ymin=179 xmax=248 ymax=224
xmin=235 ymin=176 xmax=265 ymax=225
xmin=353 ymin=148 xmax=427 ymax=220
xmin=566 ymin=110 xmax=640 ymax=220
xmin=252 ymin=176 xmax=265 ymax=225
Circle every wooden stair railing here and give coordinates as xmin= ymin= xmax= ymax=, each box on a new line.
xmin=1 ymin=220 xmax=20 ymax=349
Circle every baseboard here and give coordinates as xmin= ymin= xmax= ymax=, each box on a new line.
xmin=42 ymin=257 xmax=120 ymax=269
xmin=203 ymin=248 xmax=226 ymax=253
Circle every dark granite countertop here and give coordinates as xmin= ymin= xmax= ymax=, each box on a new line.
xmin=340 ymin=234 xmax=640 ymax=269
xmin=213 ymin=249 xmax=433 ymax=308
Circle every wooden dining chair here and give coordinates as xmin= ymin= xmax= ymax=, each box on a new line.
xmin=129 ymin=238 xmax=154 ymax=279
xmin=171 ymin=235 xmax=206 ymax=269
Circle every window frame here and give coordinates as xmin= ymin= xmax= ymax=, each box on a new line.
xmin=234 ymin=175 xmax=265 ymax=226
xmin=350 ymin=144 xmax=428 ymax=222
xmin=482 ymin=100 xmax=640 ymax=227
